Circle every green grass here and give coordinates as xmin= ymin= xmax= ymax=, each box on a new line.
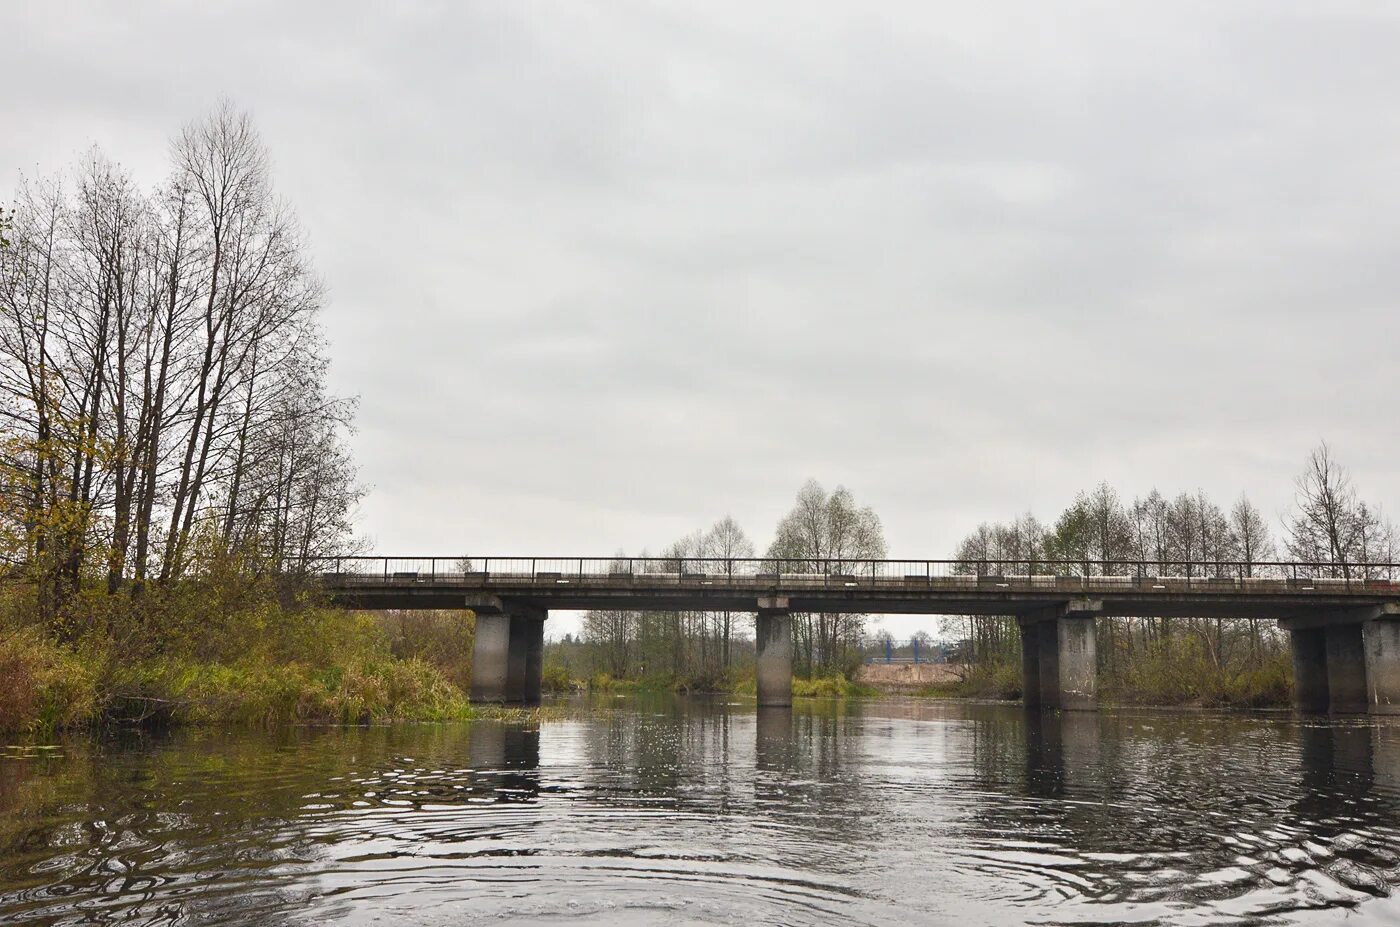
xmin=0 ymin=582 xmax=483 ymax=732
xmin=791 ymin=674 xmax=878 ymax=698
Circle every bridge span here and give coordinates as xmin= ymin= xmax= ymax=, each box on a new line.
xmin=308 ymin=556 xmax=1400 ymax=716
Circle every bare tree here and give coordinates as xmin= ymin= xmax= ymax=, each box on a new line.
xmin=1229 ymin=494 xmax=1273 ymax=576
xmin=768 ymin=479 xmax=886 ymax=674
xmin=1284 ymin=443 xmax=1394 ymax=578
xmin=0 ymin=102 xmax=360 ymax=620
xmin=703 ymin=515 xmax=754 ymax=669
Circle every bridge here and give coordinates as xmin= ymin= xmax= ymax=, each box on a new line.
xmin=307 ymin=556 xmax=1400 ymax=716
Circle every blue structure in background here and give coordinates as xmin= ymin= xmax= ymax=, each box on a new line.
xmin=868 ymin=638 xmax=948 ymax=665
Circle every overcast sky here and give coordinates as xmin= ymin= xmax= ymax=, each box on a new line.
xmin=6 ymin=2 xmax=1400 ymax=634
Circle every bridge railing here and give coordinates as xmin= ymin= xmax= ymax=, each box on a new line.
xmin=293 ymin=556 xmax=1400 ymax=590
xmin=860 ymin=638 xmax=954 ymax=664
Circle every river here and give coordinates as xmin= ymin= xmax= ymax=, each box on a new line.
xmin=2 ymin=697 xmax=1399 ymax=925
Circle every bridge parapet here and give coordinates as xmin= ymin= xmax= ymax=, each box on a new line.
xmin=309 ymin=556 xmax=1400 ymax=618
xmin=302 ymin=554 xmax=1400 ymax=587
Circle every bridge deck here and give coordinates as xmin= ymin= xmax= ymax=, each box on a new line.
xmin=318 ymin=565 xmax=1400 ymax=618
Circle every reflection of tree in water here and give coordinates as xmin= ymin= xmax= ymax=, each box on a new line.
xmin=0 ymin=723 xmax=545 ymax=923
xmin=7 ymin=703 xmax=1400 ymax=925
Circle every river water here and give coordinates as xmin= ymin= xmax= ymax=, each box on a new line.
xmin=2 ymin=697 xmax=1399 ymax=926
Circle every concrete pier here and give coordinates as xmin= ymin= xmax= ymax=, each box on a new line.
xmin=470 ymin=613 xmax=513 ymax=703
xmin=1020 ymin=622 xmax=1041 ymax=708
xmin=1283 ymin=605 xmax=1400 ymax=715
xmin=1056 ymin=615 xmax=1098 ymax=711
xmin=1023 ymin=604 xmax=1098 ymax=711
xmin=1290 ymin=627 xmax=1330 ymax=713
xmin=506 ymin=610 xmax=546 ymax=704
xmin=756 ymin=596 xmax=793 ymax=708
xmin=1036 ymin=616 xmax=1061 ymax=708
xmin=1326 ymin=624 xmax=1370 ymax=714
xmin=1364 ymin=618 xmax=1400 ymax=715
xmin=469 ymin=598 xmax=546 ymax=704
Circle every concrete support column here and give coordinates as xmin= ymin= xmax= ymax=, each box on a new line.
xmin=1037 ymin=616 xmax=1062 ymax=709
xmin=1326 ymin=623 xmax=1369 ymax=714
xmin=1363 ymin=619 xmax=1400 ymax=716
xmin=506 ymin=609 xmax=546 ymax=705
xmin=1033 ymin=605 xmax=1098 ymax=711
xmin=470 ymin=599 xmax=546 ymax=704
xmin=523 ymin=616 xmax=543 ymax=705
xmin=1019 ymin=622 xmax=1041 ymax=709
xmin=1290 ymin=627 xmax=1329 ymax=713
xmin=1056 ymin=616 xmax=1098 ymax=711
xmin=756 ymin=596 xmax=792 ymax=708
xmin=470 ymin=613 xmax=512 ymax=703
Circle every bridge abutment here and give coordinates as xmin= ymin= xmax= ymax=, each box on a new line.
xmin=1022 ymin=603 xmax=1098 ymax=711
xmin=756 ymin=597 xmax=792 ymax=708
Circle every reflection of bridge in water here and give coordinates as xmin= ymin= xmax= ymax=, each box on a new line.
xmin=309 ymin=556 xmax=1400 ymax=715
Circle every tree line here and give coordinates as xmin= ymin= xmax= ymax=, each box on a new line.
xmin=567 ymin=479 xmax=887 ymax=684
xmin=0 ymin=102 xmax=360 ymax=627
xmin=567 ymin=445 xmax=1395 ymax=700
xmin=948 ymin=443 xmax=1396 ymax=705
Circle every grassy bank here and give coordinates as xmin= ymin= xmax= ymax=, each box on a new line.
xmin=553 ymin=666 xmax=878 ymax=699
xmin=0 ymin=573 xmax=482 ymax=734
xmin=912 ymin=650 xmax=1294 ymax=709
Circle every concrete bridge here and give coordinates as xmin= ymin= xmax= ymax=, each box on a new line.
xmin=310 ymin=556 xmax=1400 ymax=715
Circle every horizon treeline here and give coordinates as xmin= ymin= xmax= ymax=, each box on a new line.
xmin=947 ymin=443 xmax=1397 ymax=705
xmin=565 ymin=445 xmax=1397 ymax=694
xmin=0 ymin=102 xmax=361 ymax=624
xmin=955 ymin=443 xmax=1396 ymax=576
xmin=566 ymin=480 xmax=888 ymax=683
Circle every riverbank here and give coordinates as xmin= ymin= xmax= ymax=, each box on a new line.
xmin=0 ymin=573 xmax=486 ymax=733
xmin=0 ymin=620 xmax=478 ymax=732
xmin=911 ymin=653 xmax=1295 ymax=709
xmin=555 ymin=670 xmax=879 ymax=699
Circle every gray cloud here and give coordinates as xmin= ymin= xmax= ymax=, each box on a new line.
xmin=5 ymin=0 xmax=1399 ymax=605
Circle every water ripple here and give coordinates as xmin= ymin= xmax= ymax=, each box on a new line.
xmin=2 ymin=701 xmax=1400 ymax=925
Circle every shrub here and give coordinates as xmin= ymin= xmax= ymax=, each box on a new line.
xmin=541 ymin=661 xmax=576 ymax=693
xmin=0 ymin=628 xmax=104 ymax=732
xmin=792 ymin=674 xmax=877 ymax=698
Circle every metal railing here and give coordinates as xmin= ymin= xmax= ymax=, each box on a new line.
xmin=860 ymin=638 xmax=953 ymax=664
xmin=290 ymin=556 xmax=1400 ymax=591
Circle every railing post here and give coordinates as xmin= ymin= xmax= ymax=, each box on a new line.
xmin=913 ymin=637 xmax=920 ymax=664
